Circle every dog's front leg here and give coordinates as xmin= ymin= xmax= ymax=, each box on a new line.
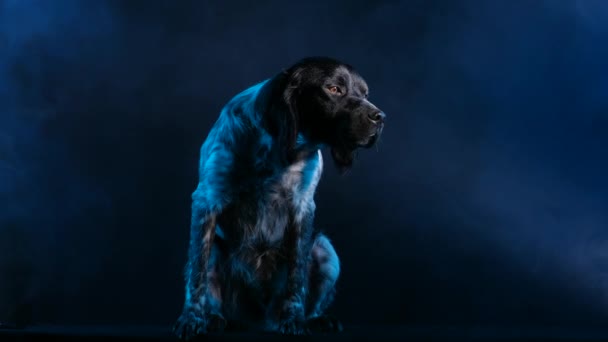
xmin=278 ymin=209 xmax=313 ymax=335
xmin=174 ymin=208 xmax=226 ymax=340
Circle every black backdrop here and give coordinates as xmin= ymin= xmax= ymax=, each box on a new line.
xmin=1 ymin=0 xmax=607 ymax=329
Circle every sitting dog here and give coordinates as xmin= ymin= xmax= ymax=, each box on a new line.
xmin=173 ymin=57 xmax=385 ymax=339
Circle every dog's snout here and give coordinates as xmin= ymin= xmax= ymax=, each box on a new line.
xmin=368 ymin=111 xmax=386 ymax=123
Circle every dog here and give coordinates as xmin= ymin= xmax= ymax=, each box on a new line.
xmin=173 ymin=57 xmax=385 ymax=339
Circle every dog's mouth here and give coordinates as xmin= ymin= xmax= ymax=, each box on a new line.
xmin=358 ymin=125 xmax=383 ymax=148
xmin=357 ymin=132 xmax=377 ymax=148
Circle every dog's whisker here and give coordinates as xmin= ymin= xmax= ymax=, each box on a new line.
xmin=375 ymin=135 xmax=383 ymax=152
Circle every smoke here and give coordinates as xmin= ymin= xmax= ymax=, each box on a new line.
xmin=0 ymin=0 xmax=117 ymax=323
xmin=453 ymin=0 xmax=608 ymax=307
xmin=0 ymin=0 xmax=607 ymax=327
xmin=316 ymin=0 xmax=608 ymax=325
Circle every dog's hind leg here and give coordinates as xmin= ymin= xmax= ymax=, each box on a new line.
xmin=204 ymin=242 xmax=227 ymax=331
xmin=305 ymin=233 xmax=343 ymax=332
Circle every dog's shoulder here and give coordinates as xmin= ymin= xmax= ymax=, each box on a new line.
xmin=202 ymin=80 xmax=269 ymax=147
xmin=197 ymin=80 xmax=274 ymax=174
xmin=223 ymin=80 xmax=268 ymax=125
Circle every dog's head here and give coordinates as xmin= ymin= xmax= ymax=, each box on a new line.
xmin=260 ymin=57 xmax=385 ymax=172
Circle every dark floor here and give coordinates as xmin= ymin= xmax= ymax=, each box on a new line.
xmin=2 ymin=324 xmax=608 ymax=342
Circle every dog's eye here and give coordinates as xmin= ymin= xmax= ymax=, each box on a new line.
xmin=327 ymin=86 xmax=342 ymax=95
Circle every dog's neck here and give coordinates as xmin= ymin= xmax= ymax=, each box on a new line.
xmin=293 ymin=133 xmax=323 ymax=160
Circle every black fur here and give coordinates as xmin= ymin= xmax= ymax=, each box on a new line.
xmin=173 ymin=57 xmax=385 ymax=340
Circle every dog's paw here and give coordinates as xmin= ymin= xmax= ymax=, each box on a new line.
xmin=206 ymin=313 xmax=227 ymax=333
xmin=173 ymin=310 xmax=226 ymax=340
xmin=278 ymin=318 xmax=310 ymax=336
xmin=307 ymin=315 xmax=343 ymax=333
xmin=173 ymin=310 xmax=206 ymax=340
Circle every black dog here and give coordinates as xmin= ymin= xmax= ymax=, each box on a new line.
xmin=174 ymin=57 xmax=385 ymax=339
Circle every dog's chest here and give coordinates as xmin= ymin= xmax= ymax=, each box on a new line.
xmin=256 ymin=149 xmax=323 ymax=242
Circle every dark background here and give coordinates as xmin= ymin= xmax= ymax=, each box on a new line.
xmin=1 ymin=0 xmax=607 ymax=330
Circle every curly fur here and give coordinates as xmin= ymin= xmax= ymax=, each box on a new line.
xmin=174 ymin=57 xmax=385 ymax=339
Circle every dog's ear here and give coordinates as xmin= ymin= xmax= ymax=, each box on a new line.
xmin=330 ymin=146 xmax=356 ymax=175
xmin=257 ymin=69 xmax=302 ymax=164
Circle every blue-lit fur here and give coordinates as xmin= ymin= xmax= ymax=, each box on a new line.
xmin=175 ymin=79 xmax=339 ymax=336
xmin=175 ymin=57 xmax=383 ymax=339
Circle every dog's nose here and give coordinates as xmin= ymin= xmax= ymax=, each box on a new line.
xmin=368 ymin=111 xmax=386 ymax=123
